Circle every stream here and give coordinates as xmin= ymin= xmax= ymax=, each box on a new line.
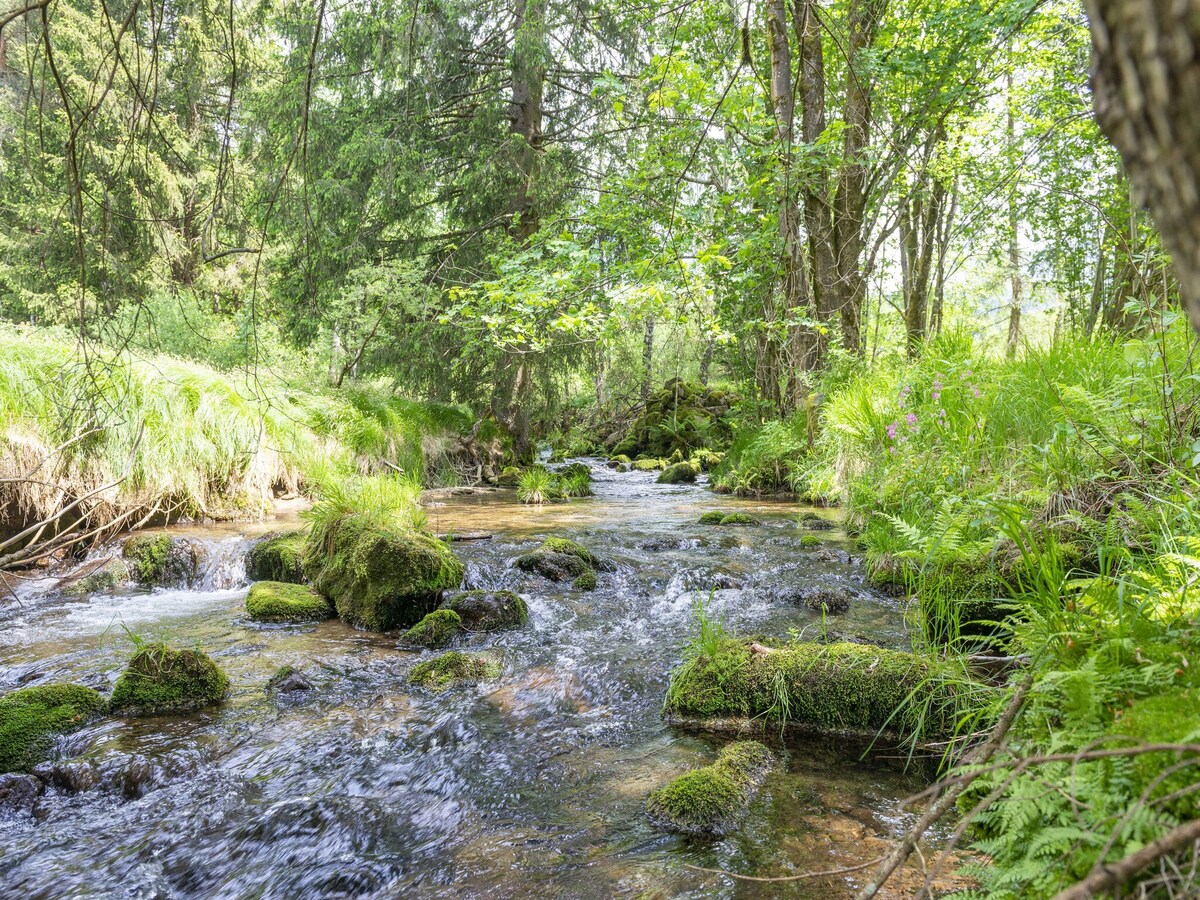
xmin=0 ymin=460 xmax=946 ymax=899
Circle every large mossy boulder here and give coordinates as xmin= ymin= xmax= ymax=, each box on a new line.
xmin=246 ymin=531 xmax=307 ymax=583
xmin=657 ymin=461 xmax=700 ymax=485
xmin=309 ymin=518 xmax=465 ymax=632
xmin=109 ymin=643 xmax=229 ymax=716
xmin=645 ymin=741 xmax=776 ymax=837
xmin=408 ymin=651 xmax=500 ymax=691
xmin=664 ymin=639 xmax=966 ymax=740
xmin=609 ymin=378 xmax=738 ymax=459
xmin=245 ymin=581 xmax=332 ymax=623
xmin=122 ymin=534 xmax=199 ymax=587
xmin=442 ymin=590 xmax=528 ymax=630
xmin=0 ymin=684 xmax=106 ymax=774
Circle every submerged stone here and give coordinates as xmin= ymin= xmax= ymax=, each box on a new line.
xmin=645 ymin=741 xmax=776 ymax=837
xmin=442 ymin=590 xmax=528 ymax=630
xmin=310 ymin=517 xmax=465 ymax=632
xmin=266 ymin=665 xmax=313 ymax=694
xmin=245 ymin=581 xmax=333 ymax=623
xmin=0 ymin=773 xmax=43 ymax=814
xmin=59 ymin=557 xmax=129 ymax=596
xmin=783 ymin=585 xmax=855 ymax=614
xmin=408 ymin=652 xmax=500 ymax=691
xmin=664 ymin=639 xmax=965 ymax=740
xmin=109 ymin=644 xmax=229 ymax=717
xmin=246 ymin=530 xmax=308 ymax=583
xmin=0 ymin=684 xmax=106 ymax=774
xmin=400 ymin=609 xmax=464 ymax=648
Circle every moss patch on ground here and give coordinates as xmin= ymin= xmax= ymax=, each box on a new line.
xmin=664 ymin=638 xmax=968 ymax=740
xmin=441 ymin=590 xmax=528 ymax=630
xmin=309 ymin=517 xmax=465 ymax=631
xmin=0 ymin=684 xmax=106 ymax=774
xmin=245 ymin=581 xmax=333 ymax=623
xmin=645 ymin=740 xmax=776 ymax=837
xmin=1112 ymin=687 xmax=1200 ymax=819
xmin=408 ymin=651 xmax=500 ymax=690
xmin=109 ymin=643 xmax=229 ymax=716
xmin=400 ymin=608 xmax=464 ymax=648
xmin=246 ymin=531 xmax=308 ymax=583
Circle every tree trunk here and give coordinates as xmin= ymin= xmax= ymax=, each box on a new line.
xmin=1086 ymin=0 xmax=1200 ymax=333
xmin=767 ymin=0 xmax=814 ymax=412
xmin=1006 ymin=72 xmax=1022 ymax=356
xmin=641 ymin=317 xmax=655 ymax=401
xmin=699 ymin=335 xmax=715 ymax=386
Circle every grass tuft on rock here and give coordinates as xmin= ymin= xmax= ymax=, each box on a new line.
xmin=109 ymin=643 xmax=229 ymax=716
xmin=645 ymin=741 xmax=776 ymax=837
xmin=0 ymin=684 xmax=106 ymax=774
xmin=408 ymin=651 xmax=500 ymax=691
xmin=245 ymin=581 xmax=332 ymax=623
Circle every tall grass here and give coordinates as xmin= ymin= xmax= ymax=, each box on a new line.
xmin=0 ymin=325 xmax=470 ymax=534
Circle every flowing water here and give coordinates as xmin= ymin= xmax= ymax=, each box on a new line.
xmin=0 ymin=461 xmax=949 ymax=899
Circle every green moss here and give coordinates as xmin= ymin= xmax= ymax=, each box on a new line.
xmin=0 ymin=684 xmax=106 ymax=774
xmin=442 ymin=590 xmax=528 ymax=630
xmin=61 ymin=558 xmax=129 ymax=596
xmin=1112 ymin=688 xmax=1200 ymax=818
xmin=799 ymin=535 xmax=822 ymax=549
xmin=633 ymin=458 xmax=665 ymax=471
xmin=697 ymin=511 xmax=727 ymax=525
xmin=246 ymin=531 xmax=308 ymax=583
xmin=574 ymin=570 xmax=597 ymax=591
xmin=664 ymin=639 xmax=967 ymax=740
xmin=401 ymin=609 xmax=464 ymax=648
xmin=122 ymin=534 xmax=173 ymax=584
xmin=109 ymin=643 xmax=229 ymax=716
xmin=657 ymin=461 xmax=700 ymax=484
xmin=719 ymin=513 xmax=759 ymax=526
xmin=540 ymin=537 xmax=598 ymax=567
xmin=309 ymin=517 xmax=465 ymax=631
xmin=496 ymin=466 xmax=523 ymax=487
xmin=245 ymin=581 xmax=333 ymax=623
xmin=645 ymin=740 xmax=776 ymax=837
xmin=515 ymin=550 xmax=590 ymax=581
xmin=408 ymin=651 xmax=500 ymax=691
xmin=611 ymin=454 xmax=632 ymax=465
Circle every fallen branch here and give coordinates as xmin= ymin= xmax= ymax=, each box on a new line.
xmin=1050 ymin=818 xmax=1200 ymax=900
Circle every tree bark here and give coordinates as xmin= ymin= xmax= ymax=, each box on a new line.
xmin=641 ymin=317 xmax=655 ymax=401
xmin=1006 ymin=72 xmax=1022 ymax=356
xmin=1086 ymin=0 xmax=1200 ymax=333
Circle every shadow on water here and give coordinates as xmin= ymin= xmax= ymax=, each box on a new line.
xmin=0 ymin=460 xmax=951 ymax=899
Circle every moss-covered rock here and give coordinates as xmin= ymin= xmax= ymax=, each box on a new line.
xmin=664 ymin=639 xmax=966 ymax=740
xmin=645 ymin=741 xmax=776 ymax=837
xmin=800 ymin=512 xmax=837 ymax=531
xmin=1111 ymin=687 xmax=1200 ymax=818
xmin=123 ymin=534 xmax=199 ymax=586
xmin=246 ymin=531 xmax=307 ymax=583
xmin=495 ymin=466 xmax=523 ymax=487
xmin=633 ymin=458 xmax=666 ymax=472
xmin=609 ymin=454 xmax=632 ymax=467
xmin=573 ymin=570 xmax=597 ymax=591
xmin=693 ymin=449 xmax=724 ymax=471
xmin=698 ymin=511 xmax=760 ymax=526
xmin=799 ymin=535 xmax=822 ymax=549
xmin=60 ymin=558 xmax=129 ymax=596
xmin=515 ymin=550 xmax=589 ymax=581
xmin=515 ymin=537 xmax=602 ymax=583
xmin=109 ymin=643 xmax=229 ymax=717
xmin=245 ymin=581 xmax=332 ymax=623
xmin=310 ymin=518 xmax=465 ymax=632
xmin=657 ymin=461 xmax=700 ymax=485
xmin=783 ymin=585 xmax=854 ymax=614
xmin=610 ymin=379 xmax=738 ymax=458
xmin=400 ymin=609 xmax=464 ymax=648
xmin=408 ymin=651 xmax=500 ymax=691
xmin=266 ymin=665 xmax=313 ymax=694
xmin=442 ymin=590 xmax=528 ymax=630
xmin=0 ymin=684 xmax=106 ymax=774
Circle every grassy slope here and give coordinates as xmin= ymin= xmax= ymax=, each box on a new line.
xmin=0 ymin=325 xmax=472 ymax=533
